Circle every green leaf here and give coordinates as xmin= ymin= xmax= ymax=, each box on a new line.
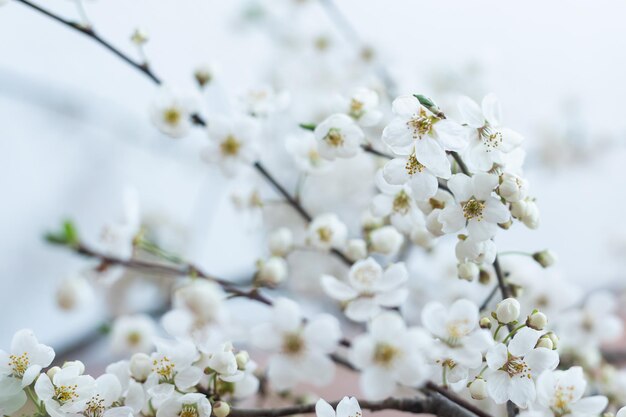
xmin=298 ymin=123 xmax=316 ymax=131
xmin=44 ymin=219 xmax=80 ymax=247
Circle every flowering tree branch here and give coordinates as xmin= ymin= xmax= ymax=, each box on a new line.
xmin=14 ymin=0 xmax=355 ymax=268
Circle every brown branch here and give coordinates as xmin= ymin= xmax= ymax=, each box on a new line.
xmin=231 ymin=392 xmax=485 ymax=417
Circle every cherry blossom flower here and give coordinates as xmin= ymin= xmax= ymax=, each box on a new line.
xmin=156 ymin=393 xmax=211 ymax=417
xmin=486 ymin=327 xmax=559 ymax=408
xmin=150 ymin=87 xmax=196 ymax=139
xmin=307 ymin=213 xmax=348 ymax=250
xmin=321 ymin=257 xmax=408 ymax=321
xmin=286 ymin=131 xmax=330 ymax=174
xmin=382 ymin=154 xmax=441 ymax=200
xmin=314 ymin=114 xmax=364 ymax=160
xmin=99 ymin=187 xmax=141 ymax=260
xmin=457 ymin=94 xmax=524 ymax=171
xmin=145 ymin=339 xmax=203 ymax=397
xmin=35 ymin=362 xmax=97 ymax=417
xmin=369 ymin=225 xmax=404 ymax=256
xmin=526 ymin=367 xmax=608 ymax=417
xmin=316 ymin=397 xmax=362 ymax=417
xmin=202 ymin=115 xmax=259 ymax=176
xmin=110 ymin=314 xmax=156 ymax=355
xmin=421 ymin=299 xmax=492 ymax=384
xmin=371 ymin=170 xmax=424 ymax=232
xmin=251 ymin=298 xmax=341 ymax=390
xmin=335 ymin=88 xmax=382 ymax=127
xmin=0 ymin=375 xmax=27 ymax=415
xmin=382 ymin=95 xmax=467 ymax=177
xmin=439 ymin=173 xmax=510 ymax=241
xmin=0 ymin=329 xmax=55 ymax=388
xmin=350 ymin=312 xmax=430 ymax=400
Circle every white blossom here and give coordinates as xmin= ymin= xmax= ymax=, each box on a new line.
xmin=307 ymin=213 xmax=348 ymax=250
xmin=251 ymin=298 xmax=341 ymax=390
xmin=150 ymin=87 xmax=195 ymax=138
xmin=369 ymin=225 xmax=404 ymax=255
xmin=382 ymin=95 xmax=467 ymax=177
xmin=0 ymin=329 xmax=55 ymax=388
xmin=321 ymin=257 xmax=408 ymax=321
xmin=335 ymin=88 xmax=382 ymax=127
xmin=316 ymin=397 xmax=362 ymax=417
xmin=110 ymin=314 xmax=156 ymax=355
xmin=314 ymin=113 xmax=364 ymax=160
xmin=202 ymin=115 xmax=259 ymax=176
xmin=350 ymin=312 xmax=430 ymax=400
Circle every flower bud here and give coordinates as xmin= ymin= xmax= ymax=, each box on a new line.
xmin=213 ymin=402 xmax=231 ymax=417
xmin=532 ymin=250 xmax=556 ymax=268
xmin=426 ymin=210 xmax=445 ymax=237
xmin=495 ymin=298 xmax=520 ymax=324
xmin=536 ymin=336 xmax=553 ymax=350
xmin=268 ymin=228 xmax=293 ymax=257
xmin=130 ymin=28 xmax=149 ymax=45
xmin=369 ymin=226 xmax=403 ymax=255
xmin=458 ymin=262 xmax=479 ymax=281
xmin=469 ymin=378 xmax=488 ymax=400
xmin=62 ymin=360 xmax=85 ymax=374
xmin=478 ymin=269 xmax=491 ymax=284
xmin=346 ymin=239 xmax=367 ymax=261
xmin=130 ymin=352 xmax=152 ymax=381
xmin=511 ymin=199 xmax=540 ymax=229
xmin=479 ymin=317 xmax=492 ymax=329
xmin=498 ymin=173 xmax=528 ymax=203
xmin=546 ymin=332 xmax=559 ymax=349
xmin=255 ymin=257 xmax=287 ymax=287
xmin=46 ymin=366 xmax=61 ymax=379
xmin=410 ymin=227 xmax=433 ymax=249
xmin=235 ymin=351 xmax=250 ymax=370
xmin=527 ymin=311 xmax=548 ymax=330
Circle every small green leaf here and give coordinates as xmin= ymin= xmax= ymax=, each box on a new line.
xmin=298 ymin=123 xmax=316 ymax=131
xmin=44 ymin=219 xmax=80 ymax=247
xmin=413 ymin=94 xmax=436 ymax=109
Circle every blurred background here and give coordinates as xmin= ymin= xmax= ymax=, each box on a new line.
xmin=1 ymin=0 xmax=626 ymax=368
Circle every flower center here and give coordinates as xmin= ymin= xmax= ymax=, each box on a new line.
xmin=502 ymin=355 xmax=530 ymax=378
xmin=153 ymin=356 xmax=175 ymax=381
xmin=164 ymin=108 xmax=182 ymax=125
xmin=84 ymin=394 xmax=105 ymax=417
xmin=407 ymin=108 xmax=436 ymax=138
xmin=373 ymin=343 xmax=399 ymax=367
xmin=352 ymin=264 xmax=380 ymax=287
xmin=308 ymin=149 xmax=322 ymax=166
xmin=446 ymin=319 xmax=472 ymax=342
xmin=462 ymin=198 xmax=485 ymax=220
xmin=180 ymin=404 xmax=200 ymax=417
xmin=282 ymin=333 xmax=305 ymax=355
xmin=317 ymin=227 xmax=332 ymax=242
xmin=478 ymin=125 xmax=503 ymax=152
xmin=405 ymin=154 xmax=425 ymax=176
xmin=221 ymin=135 xmax=241 ymax=156
xmin=127 ymin=331 xmax=142 ymax=346
xmin=324 ymin=128 xmax=344 ymax=147
xmin=9 ymin=352 xmax=29 ymax=377
xmin=349 ymin=99 xmax=365 ymax=119
xmin=393 ymin=190 xmax=412 ymax=214
xmin=551 ymin=385 xmax=576 ymax=417
xmin=54 ymin=384 xmax=79 ymax=405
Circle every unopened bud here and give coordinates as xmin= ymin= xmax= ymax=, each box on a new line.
xmin=458 ymin=262 xmax=479 ymax=281
xmin=46 ymin=366 xmax=61 ymax=379
xmin=527 ymin=311 xmax=548 ymax=330
xmin=235 ymin=351 xmax=250 ymax=370
xmin=130 ymin=352 xmax=152 ymax=382
xmin=346 ymin=239 xmax=367 ymax=261
xmin=62 ymin=360 xmax=85 ymax=375
xmin=255 ymin=257 xmax=287 ymax=287
xmin=546 ymin=332 xmax=559 ymax=349
xmin=130 ymin=28 xmax=149 ymax=45
xmin=213 ymin=401 xmax=231 ymax=417
xmin=268 ymin=228 xmax=293 ymax=257
xmin=532 ymin=250 xmax=556 ymax=268
xmin=469 ymin=378 xmax=488 ymax=400
xmin=536 ymin=336 xmax=553 ymax=350
xmin=479 ymin=317 xmax=492 ymax=329
xmin=495 ymin=298 xmax=520 ymax=324
xmin=478 ymin=269 xmax=491 ymax=284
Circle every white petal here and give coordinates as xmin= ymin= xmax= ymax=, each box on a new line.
xmin=481 ymin=94 xmax=501 ymax=127
xmin=487 ymin=370 xmax=511 ymax=404
xmin=509 ymin=328 xmax=541 ymax=357
xmin=509 ymin=376 xmax=536 ymax=409
xmin=570 ymin=396 xmax=608 ymax=415
xmin=321 ymin=275 xmax=358 ymax=301
xmin=421 ymin=302 xmax=448 ymax=338
xmin=299 ymin=352 xmax=335 ymax=387
xmin=374 ymin=288 xmax=408 ymax=307
xmin=414 ymin=139 xmax=451 ymax=179
xmin=472 ymin=173 xmax=498 ymax=200
xmin=174 ymin=366 xmax=203 ymax=390
xmin=525 ymin=348 xmax=559 ymax=374
xmin=448 ymin=174 xmax=474 ymax=201
xmin=360 ymin=367 xmax=396 ymax=400
xmin=34 ymin=373 xmax=55 ymax=401
xmin=458 ymin=96 xmax=485 ymax=128
xmin=486 ymin=344 xmax=508 ymax=370
xmin=382 ymin=118 xmax=413 ymax=149
xmin=315 ymin=399 xmax=336 ymax=417
xmin=369 ymin=312 xmax=406 ymax=342
xmin=268 ymin=355 xmax=298 ymax=391
xmin=392 ymin=96 xmax=420 ymax=118
xmin=466 ymin=219 xmax=497 ymax=241
xmin=383 ymin=158 xmax=411 ymax=185
xmin=408 ymin=172 xmax=439 ymax=201
xmin=375 ymin=262 xmax=408 ymax=291
xmin=438 ymin=206 xmax=466 ymax=234
xmin=435 ymin=120 xmax=469 ymax=152
xmin=336 ymin=397 xmax=361 ymax=417
xmin=304 ymin=314 xmax=341 ymax=353
xmin=484 ymin=199 xmax=510 ymax=224
xmin=272 ymin=298 xmax=302 ymax=332
xmin=371 ymin=194 xmax=394 ymax=217
xmin=345 ymin=298 xmax=380 ymax=322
